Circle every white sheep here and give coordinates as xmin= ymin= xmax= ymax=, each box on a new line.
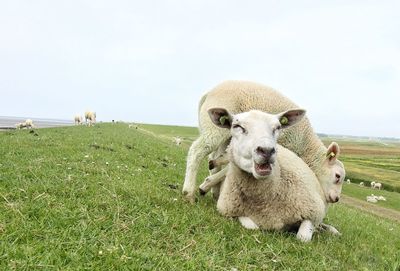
xmin=24 ymin=119 xmax=34 ymax=129
xmin=374 ymin=182 xmax=382 ymax=190
xmin=366 ymin=196 xmax=378 ymax=203
xmin=208 ymin=108 xmax=327 ymax=242
xmin=173 ymin=137 xmax=182 ymax=146
xmin=359 ymin=182 xmax=365 ymax=187
xmin=128 ymin=124 xmax=138 ymax=129
xmin=183 ymin=80 xmax=345 ymax=204
xmin=371 ymin=181 xmax=376 ymax=188
xmin=377 ymin=195 xmax=386 ymax=201
xmin=85 ymin=111 xmax=96 ymax=126
xmin=15 ymin=122 xmax=26 ymax=129
xmin=346 ymin=179 xmax=351 ymax=184
xmin=74 ymin=115 xmax=83 ymax=125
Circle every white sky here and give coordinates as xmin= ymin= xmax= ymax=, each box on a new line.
xmin=1 ymin=0 xmax=399 ymax=138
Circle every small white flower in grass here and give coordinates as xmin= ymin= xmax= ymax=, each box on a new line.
xmin=173 ymin=198 xmax=178 ymax=201
xmin=84 ymin=155 xmax=89 ymax=158
xmin=67 ymin=167 xmax=72 ymax=170
xmin=117 ymin=166 xmax=120 ymax=169
xmin=92 ymin=161 xmax=95 ymax=164
xmin=98 ymin=250 xmax=103 ymax=255
xmin=106 ymin=162 xmax=109 ymax=165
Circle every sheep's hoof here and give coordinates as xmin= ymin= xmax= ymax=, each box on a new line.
xmin=183 ymin=193 xmax=196 ymax=204
xmin=208 ymin=160 xmax=215 ymax=170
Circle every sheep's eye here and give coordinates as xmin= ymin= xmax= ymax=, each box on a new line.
xmin=233 ymin=124 xmax=246 ymax=133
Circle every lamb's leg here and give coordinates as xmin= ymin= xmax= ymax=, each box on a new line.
xmin=296 ymin=220 xmax=314 ymax=242
xmin=239 ymin=217 xmax=259 ymax=230
xmin=208 ymin=153 xmax=229 ymax=170
xmin=182 ymin=136 xmax=216 ymax=203
xmin=199 ymin=166 xmax=228 ymax=195
xmin=319 ymin=223 xmax=341 ymax=236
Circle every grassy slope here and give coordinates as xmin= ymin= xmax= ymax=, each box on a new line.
xmin=0 ymin=124 xmax=399 ymax=270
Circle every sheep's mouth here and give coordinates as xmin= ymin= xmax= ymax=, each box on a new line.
xmin=254 ymin=162 xmax=272 ymax=176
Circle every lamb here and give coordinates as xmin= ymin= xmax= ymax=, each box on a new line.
xmin=207 ymin=107 xmax=327 ymax=242
xmin=346 ymin=179 xmax=351 ymax=184
xmin=377 ymin=195 xmax=386 ymax=201
xmin=74 ymin=115 xmax=83 ymax=125
xmin=183 ymin=80 xmax=345 ymax=204
xmin=366 ymin=196 xmax=378 ymax=203
xmin=359 ymin=182 xmax=365 ymax=187
xmin=371 ymin=181 xmax=376 ymax=188
xmin=85 ymin=111 xmax=96 ymax=126
xmin=15 ymin=122 xmax=26 ymax=129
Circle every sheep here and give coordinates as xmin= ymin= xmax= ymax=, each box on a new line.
xmin=183 ymin=80 xmax=345 ymax=204
xmin=207 ymin=107 xmax=327 ymax=242
xmin=173 ymin=137 xmax=182 ymax=146
xmin=377 ymin=195 xmax=386 ymax=201
xmin=128 ymin=124 xmax=138 ymax=129
xmin=371 ymin=181 xmax=376 ymax=188
xmin=366 ymin=196 xmax=378 ymax=203
xmin=24 ymin=119 xmax=34 ymax=129
xmin=346 ymin=179 xmax=351 ymax=184
xmin=359 ymin=182 xmax=365 ymax=187
xmin=373 ymin=182 xmax=382 ymax=190
xmin=85 ymin=111 xmax=96 ymax=126
xmin=74 ymin=115 xmax=83 ymax=125
xmin=15 ymin=122 xmax=26 ymax=129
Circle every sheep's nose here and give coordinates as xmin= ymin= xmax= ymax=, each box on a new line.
xmin=334 ymin=196 xmax=340 ymax=202
xmin=256 ymin=147 xmax=276 ymax=159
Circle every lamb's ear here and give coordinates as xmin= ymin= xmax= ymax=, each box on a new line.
xmin=277 ymin=109 xmax=306 ymax=129
xmin=326 ymin=142 xmax=340 ymax=164
xmin=208 ymin=108 xmax=233 ymax=129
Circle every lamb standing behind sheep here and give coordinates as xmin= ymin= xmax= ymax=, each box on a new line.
xmin=208 ymin=108 xmax=327 ymax=242
xmin=183 ymin=80 xmax=345 ymax=204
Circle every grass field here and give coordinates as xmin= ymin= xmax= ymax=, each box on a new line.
xmin=1 ymin=124 xmax=399 ymax=270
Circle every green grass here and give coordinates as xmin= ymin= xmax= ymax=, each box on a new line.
xmin=342 ymin=183 xmax=400 ymax=211
xmin=1 ymin=124 xmax=400 ymax=270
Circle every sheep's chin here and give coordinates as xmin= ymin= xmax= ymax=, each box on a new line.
xmin=253 ymin=162 xmax=272 ymax=179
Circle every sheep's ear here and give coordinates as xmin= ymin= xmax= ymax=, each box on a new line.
xmin=208 ymin=108 xmax=233 ymax=129
xmin=326 ymin=142 xmax=340 ymax=164
xmin=277 ymin=109 xmax=306 ymax=129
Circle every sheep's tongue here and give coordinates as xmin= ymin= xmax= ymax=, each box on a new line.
xmin=255 ymin=162 xmax=272 ymax=176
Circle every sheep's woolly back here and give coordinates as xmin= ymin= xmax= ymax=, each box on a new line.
xmin=199 ymin=80 xmax=327 ymax=177
xmin=217 ymin=145 xmax=326 ymax=230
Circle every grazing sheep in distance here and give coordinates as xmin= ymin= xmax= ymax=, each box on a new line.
xmin=346 ymin=179 xmax=351 ymax=184
xmin=377 ymin=195 xmax=386 ymax=201
xmin=209 ymin=107 xmax=328 ymax=242
xmin=359 ymin=182 xmax=365 ymax=187
xmin=74 ymin=115 xmax=83 ymax=125
xmin=182 ymin=80 xmax=345 ymax=205
xmin=128 ymin=124 xmax=138 ymax=129
xmin=85 ymin=111 xmax=96 ymax=126
xmin=25 ymin=119 xmax=34 ymax=129
xmin=15 ymin=122 xmax=26 ymax=129
xmin=366 ymin=196 xmax=378 ymax=203
xmin=373 ymin=182 xmax=382 ymax=190
xmin=173 ymin=137 xmax=182 ymax=146
xmin=371 ymin=181 xmax=376 ymax=188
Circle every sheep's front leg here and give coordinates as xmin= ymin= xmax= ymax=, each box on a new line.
xmin=239 ymin=217 xmax=259 ymax=230
xmin=296 ymin=220 xmax=314 ymax=242
xmin=199 ymin=167 xmax=228 ymax=195
xmin=182 ymin=136 xmax=215 ymax=203
xmin=319 ymin=223 xmax=341 ymax=236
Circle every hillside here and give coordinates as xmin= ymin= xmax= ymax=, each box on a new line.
xmin=0 ymin=124 xmax=399 ymax=270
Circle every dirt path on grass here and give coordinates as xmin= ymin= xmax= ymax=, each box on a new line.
xmin=340 ymin=195 xmax=400 ymax=223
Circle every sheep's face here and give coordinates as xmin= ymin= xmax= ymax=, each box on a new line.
xmin=208 ymin=108 xmax=306 ymax=180
xmin=320 ymin=142 xmax=345 ymax=203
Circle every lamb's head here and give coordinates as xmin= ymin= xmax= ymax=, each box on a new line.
xmin=319 ymin=142 xmax=345 ymax=203
xmin=208 ymin=108 xmax=305 ymax=180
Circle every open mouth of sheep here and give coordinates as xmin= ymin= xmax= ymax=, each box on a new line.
xmin=255 ymin=162 xmax=272 ymax=176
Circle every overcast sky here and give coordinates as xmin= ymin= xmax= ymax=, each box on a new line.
xmin=1 ymin=0 xmax=399 ymax=138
